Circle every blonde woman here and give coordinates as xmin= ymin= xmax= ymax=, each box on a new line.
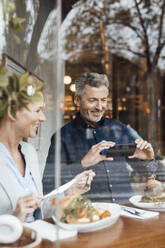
xmin=0 ymin=69 xmax=95 ymax=222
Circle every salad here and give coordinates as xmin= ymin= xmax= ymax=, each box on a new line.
xmin=52 ymin=193 xmax=111 ymax=224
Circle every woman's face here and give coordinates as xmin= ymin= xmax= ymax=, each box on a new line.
xmin=15 ymin=97 xmax=46 ymax=139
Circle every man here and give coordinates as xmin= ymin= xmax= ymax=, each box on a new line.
xmin=43 ymin=72 xmax=157 ymax=203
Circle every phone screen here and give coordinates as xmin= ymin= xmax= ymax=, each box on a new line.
xmin=106 ymin=144 xmax=136 ymax=157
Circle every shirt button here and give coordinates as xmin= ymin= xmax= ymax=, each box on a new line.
xmin=93 ymin=130 xmax=96 ymax=134
xmin=112 ymin=198 xmax=115 ymax=202
xmin=109 ymin=184 xmax=112 ymax=188
xmin=107 ymin=169 xmax=110 ymax=173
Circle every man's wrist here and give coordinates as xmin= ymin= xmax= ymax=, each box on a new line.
xmin=81 ymin=158 xmax=90 ymax=168
xmin=81 ymin=158 xmax=86 ymax=168
xmin=145 ymin=158 xmax=157 ymax=168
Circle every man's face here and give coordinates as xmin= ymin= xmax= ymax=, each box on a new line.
xmin=76 ymin=85 xmax=109 ymax=123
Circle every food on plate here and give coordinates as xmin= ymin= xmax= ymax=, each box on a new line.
xmin=141 ymin=175 xmax=165 ymax=203
xmin=100 ymin=210 xmax=111 ymax=219
xmin=52 ymin=193 xmax=111 ymax=224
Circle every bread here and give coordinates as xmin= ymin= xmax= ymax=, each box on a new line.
xmin=141 ymin=177 xmax=165 ymax=202
xmin=145 ymin=178 xmax=162 ymax=187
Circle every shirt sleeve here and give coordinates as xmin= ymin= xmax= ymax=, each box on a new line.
xmin=0 ymin=183 xmax=13 ymax=216
xmin=128 ymin=158 xmax=158 ymax=178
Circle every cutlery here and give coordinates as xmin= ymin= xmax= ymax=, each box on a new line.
xmin=121 ymin=206 xmax=145 ymax=216
xmin=84 ymin=175 xmax=90 ymax=190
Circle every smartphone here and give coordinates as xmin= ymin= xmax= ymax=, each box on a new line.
xmin=106 ymin=143 xmax=136 ymax=157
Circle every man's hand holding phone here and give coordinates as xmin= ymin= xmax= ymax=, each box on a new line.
xmin=81 ymin=139 xmax=154 ymax=169
xmin=81 ymin=140 xmax=115 ymax=168
xmin=128 ymin=139 xmax=154 ymax=160
xmin=106 ymin=139 xmax=154 ymax=160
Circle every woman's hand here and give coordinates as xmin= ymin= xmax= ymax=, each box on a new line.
xmin=65 ymin=170 xmax=96 ymax=196
xmin=128 ymin=139 xmax=154 ymax=160
xmin=13 ymin=194 xmax=42 ymax=222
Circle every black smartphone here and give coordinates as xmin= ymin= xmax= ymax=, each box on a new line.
xmin=106 ymin=143 xmax=136 ymax=157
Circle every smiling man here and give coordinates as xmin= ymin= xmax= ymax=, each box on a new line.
xmin=75 ymin=82 xmax=108 ymax=123
xmin=43 ymin=72 xmax=157 ymax=203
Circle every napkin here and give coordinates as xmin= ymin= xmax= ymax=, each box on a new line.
xmin=24 ymin=220 xmax=77 ymax=242
xmin=120 ymin=206 xmax=159 ymax=219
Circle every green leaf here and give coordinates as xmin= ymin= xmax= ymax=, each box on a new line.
xmin=20 ymin=72 xmax=29 ymax=90
xmin=0 ymin=87 xmax=8 ymax=99
xmin=0 ymin=75 xmax=8 ymax=87
xmin=2 ymin=1 xmax=16 ymax=14
xmin=19 ymin=100 xmax=30 ymax=112
xmin=10 ymin=108 xmax=17 ymax=119
xmin=19 ymin=91 xmax=30 ymax=100
xmin=10 ymin=100 xmax=19 ymax=119
xmin=8 ymin=76 xmax=14 ymax=91
xmin=11 ymin=33 xmax=21 ymax=44
xmin=29 ymin=93 xmax=43 ymax=102
xmin=0 ymin=66 xmax=8 ymax=75
xmin=12 ymin=73 xmax=20 ymax=91
xmin=35 ymin=82 xmax=43 ymax=92
xmin=13 ymin=17 xmax=26 ymax=25
xmin=0 ymin=100 xmax=8 ymax=118
xmin=9 ymin=17 xmax=25 ymax=33
xmin=0 ymin=65 xmax=43 ymax=119
xmin=11 ymin=91 xmax=18 ymax=101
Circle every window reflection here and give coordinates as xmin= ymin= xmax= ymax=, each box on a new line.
xmin=1 ymin=0 xmax=165 ymax=233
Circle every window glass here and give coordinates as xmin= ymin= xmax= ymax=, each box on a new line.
xmin=0 ymin=0 xmax=165 ymax=245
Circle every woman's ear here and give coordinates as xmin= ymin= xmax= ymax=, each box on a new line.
xmin=74 ymin=95 xmax=80 ymax=107
xmin=7 ymin=106 xmax=16 ymax=121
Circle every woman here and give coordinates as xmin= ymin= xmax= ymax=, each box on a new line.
xmin=0 ymin=69 xmax=95 ymax=222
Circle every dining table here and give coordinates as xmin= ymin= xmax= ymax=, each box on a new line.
xmin=1 ymin=209 xmax=165 ymax=248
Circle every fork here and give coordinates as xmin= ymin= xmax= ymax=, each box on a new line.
xmin=84 ymin=175 xmax=90 ymax=190
xmin=121 ymin=206 xmax=145 ymax=216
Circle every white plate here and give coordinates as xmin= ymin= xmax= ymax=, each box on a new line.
xmin=129 ymin=195 xmax=165 ymax=211
xmin=52 ymin=202 xmax=121 ymax=233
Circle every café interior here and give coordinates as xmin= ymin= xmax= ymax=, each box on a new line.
xmin=1 ymin=0 xmax=165 ymax=247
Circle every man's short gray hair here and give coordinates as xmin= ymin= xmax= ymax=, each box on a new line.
xmin=75 ymin=72 xmax=109 ymax=96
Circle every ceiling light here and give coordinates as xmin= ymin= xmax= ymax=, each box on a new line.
xmin=70 ymin=84 xmax=76 ymax=92
xmin=64 ymin=75 xmax=72 ymax=85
